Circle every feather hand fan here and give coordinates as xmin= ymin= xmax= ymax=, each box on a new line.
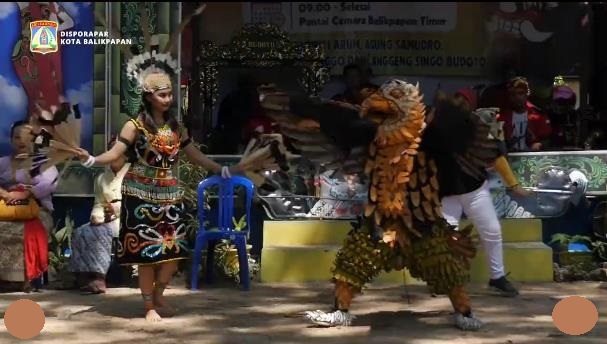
xmin=14 ymin=100 xmax=82 ymax=177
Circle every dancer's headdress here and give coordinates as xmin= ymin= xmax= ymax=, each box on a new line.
xmin=126 ymin=51 xmax=177 ymax=93
xmin=96 ymin=3 xmax=207 ymax=94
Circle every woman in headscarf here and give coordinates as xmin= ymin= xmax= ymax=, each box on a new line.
xmin=69 ymin=136 xmax=130 ymax=294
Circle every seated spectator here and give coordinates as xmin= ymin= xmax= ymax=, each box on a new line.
xmin=68 ymin=137 xmax=129 ymax=294
xmin=0 ymin=120 xmax=59 ymax=292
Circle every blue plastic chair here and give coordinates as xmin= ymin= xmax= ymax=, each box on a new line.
xmin=190 ymin=175 xmax=255 ymax=291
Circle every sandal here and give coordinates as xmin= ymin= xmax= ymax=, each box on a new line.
xmin=80 ymin=281 xmax=105 ymax=295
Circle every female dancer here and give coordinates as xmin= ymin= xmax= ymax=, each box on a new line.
xmin=76 ymin=68 xmax=243 ymax=321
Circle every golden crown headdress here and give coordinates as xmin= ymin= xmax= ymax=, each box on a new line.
xmin=125 ymin=50 xmax=178 ymax=93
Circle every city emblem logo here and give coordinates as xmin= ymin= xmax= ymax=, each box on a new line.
xmin=30 ymin=20 xmax=59 ymax=54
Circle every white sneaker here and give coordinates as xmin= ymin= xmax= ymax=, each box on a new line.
xmin=304 ymin=310 xmax=355 ymax=327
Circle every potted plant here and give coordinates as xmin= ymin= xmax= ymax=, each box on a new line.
xmin=590 ymin=240 xmax=607 ymax=263
xmin=48 ymin=212 xmax=76 ymax=289
xmin=208 ymin=215 xmax=260 ymax=285
xmin=549 ymin=234 xmax=594 ymax=267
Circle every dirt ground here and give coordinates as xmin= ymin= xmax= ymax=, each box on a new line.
xmin=1 ymin=278 xmax=606 ymax=344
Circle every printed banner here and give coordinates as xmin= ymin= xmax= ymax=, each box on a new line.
xmin=243 ymin=2 xmax=590 ymax=77
xmin=258 ymin=2 xmax=458 ymax=33
xmin=244 ymin=2 xmax=483 ymax=76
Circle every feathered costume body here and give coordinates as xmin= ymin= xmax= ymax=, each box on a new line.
xmin=260 ymin=79 xmax=503 ymax=330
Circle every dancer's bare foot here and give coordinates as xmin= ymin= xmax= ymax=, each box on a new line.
xmin=153 ymin=293 xmax=176 ymax=317
xmin=153 ymin=282 xmax=176 ymax=317
xmin=155 ymin=305 xmax=176 ymax=318
xmin=145 ymin=308 xmax=162 ymax=322
xmin=142 ymin=293 xmax=162 ymax=322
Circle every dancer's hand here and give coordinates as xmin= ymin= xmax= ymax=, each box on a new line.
xmin=511 ymin=185 xmax=533 ymax=197
xmin=74 ymin=147 xmax=90 ymax=161
xmin=75 ymin=147 xmax=96 ymax=168
xmin=221 ymin=166 xmax=232 ymax=179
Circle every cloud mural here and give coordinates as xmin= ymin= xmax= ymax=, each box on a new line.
xmin=0 ymin=75 xmax=28 ymax=152
xmin=0 ymin=3 xmax=16 ymax=20
xmin=0 ymin=75 xmax=27 ymax=113
xmin=66 ymin=80 xmax=93 ymax=109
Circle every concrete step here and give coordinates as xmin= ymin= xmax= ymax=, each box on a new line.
xmin=262 ymin=219 xmax=543 ymax=247
xmin=260 ymin=242 xmax=553 ymax=284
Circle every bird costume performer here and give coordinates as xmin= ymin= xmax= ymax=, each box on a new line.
xmin=258 ymin=79 xmax=509 ymax=331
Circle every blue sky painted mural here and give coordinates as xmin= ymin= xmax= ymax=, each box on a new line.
xmin=0 ymin=2 xmax=94 ymax=156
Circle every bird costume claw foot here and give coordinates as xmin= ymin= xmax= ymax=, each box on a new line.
xmin=304 ymin=310 xmax=355 ymax=327
xmin=454 ymin=312 xmax=483 ymax=331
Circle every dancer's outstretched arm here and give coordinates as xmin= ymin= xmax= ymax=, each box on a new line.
xmin=75 ymin=121 xmax=136 ymax=165
xmin=493 ymin=154 xmax=532 ymax=197
xmin=180 ymin=130 xmax=243 ymax=176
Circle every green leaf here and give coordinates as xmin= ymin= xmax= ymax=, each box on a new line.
xmin=54 ymin=226 xmax=67 ymax=242
xmin=12 ymin=40 xmax=23 ymax=59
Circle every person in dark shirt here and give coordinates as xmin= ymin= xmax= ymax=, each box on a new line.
xmin=424 ymin=93 xmax=529 ymax=297
xmin=332 ymin=64 xmax=378 ymax=105
xmin=214 ymin=75 xmax=266 ymax=154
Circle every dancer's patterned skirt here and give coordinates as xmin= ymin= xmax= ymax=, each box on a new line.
xmin=116 ymin=195 xmax=189 ymax=265
xmin=68 ymin=221 xmax=116 ymax=275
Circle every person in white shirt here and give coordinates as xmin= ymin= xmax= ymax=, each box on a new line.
xmin=68 ymin=139 xmax=129 ymax=294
